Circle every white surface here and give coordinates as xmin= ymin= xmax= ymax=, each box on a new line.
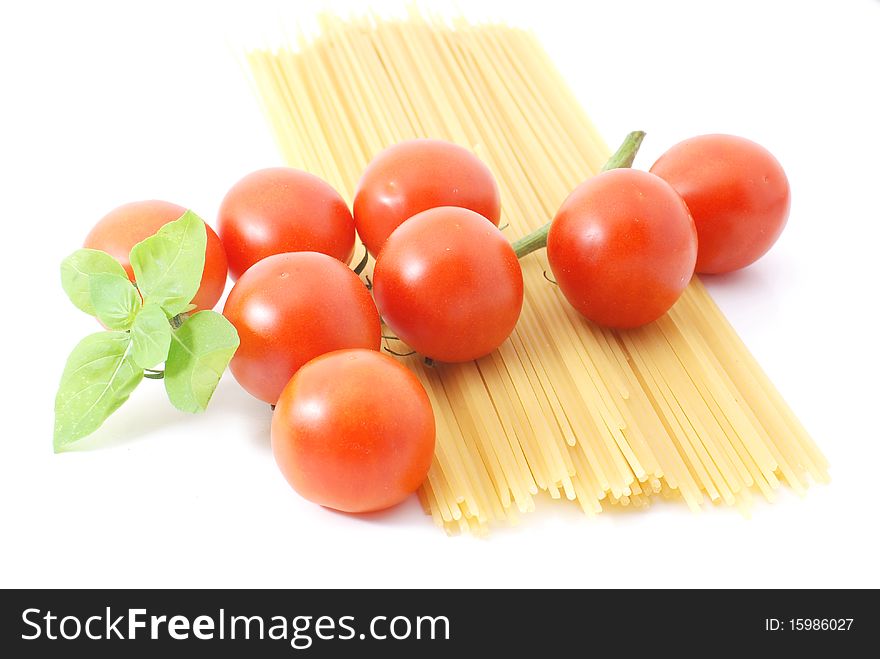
xmin=2 ymin=0 xmax=879 ymax=589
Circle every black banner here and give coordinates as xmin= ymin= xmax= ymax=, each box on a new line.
xmin=0 ymin=589 xmax=871 ymax=656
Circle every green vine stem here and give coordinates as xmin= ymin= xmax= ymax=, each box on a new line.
xmin=511 ymin=131 xmax=646 ymax=259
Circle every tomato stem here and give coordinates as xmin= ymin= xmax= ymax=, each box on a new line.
xmin=599 ymin=130 xmax=646 ymax=172
xmin=510 ymin=222 xmax=551 ymax=259
xmin=383 ymin=346 xmax=416 ymax=357
xmin=511 ymin=130 xmax=646 ymax=259
xmin=170 ymin=313 xmax=189 ymax=329
xmin=352 ymin=244 xmax=369 ymax=276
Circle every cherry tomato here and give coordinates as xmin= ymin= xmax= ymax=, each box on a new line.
xmin=84 ymin=200 xmax=228 ymax=311
xmin=650 ymin=134 xmax=790 ymax=274
xmin=373 ymin=206 xmax=522 ymax=362
xmin=272 ymin=349 xmax=435 ymax=513
xmin=218 ymin=167 xmax=355 ymax=280
xmin=223 ymin=252 xmax=381 ymax=404
xmin=547 ymin=168 xmax=697 ymax=328
xmin=353 ymin=139 xmax=501 ymax=255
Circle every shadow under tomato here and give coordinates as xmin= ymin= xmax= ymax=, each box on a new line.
xmin=320 ymin=494 xmax=430 ymax=528
xmin=696 ymin=262 xmax=787 ymax=331
xmin=698 ymin=264 xmax=769 ymax=292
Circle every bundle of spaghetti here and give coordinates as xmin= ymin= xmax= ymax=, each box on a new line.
xmin=245 ymin=11 xmax=828 ymax=534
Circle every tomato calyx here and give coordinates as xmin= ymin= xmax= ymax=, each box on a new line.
xmin=511 ymin=131 xmax=646 ymax=259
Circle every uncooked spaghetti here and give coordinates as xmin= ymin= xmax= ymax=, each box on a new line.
xmin=245 ymin=11 xmax=828 ymax=534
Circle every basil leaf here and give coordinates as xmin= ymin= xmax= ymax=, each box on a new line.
xmin=165 ymin=311 xmax=240 ymax=413
xmin=130 ymin=303 xmax=172 ymax=369
xmin=128 ymin=210 xmax=206 ymax=317
xmin=89 ymin=273 xmax=140 ymax=330
xmin=54 ymin=332 xmax=144 ymax=452
xmin=60 ymin=249 xmax=129 ymax=316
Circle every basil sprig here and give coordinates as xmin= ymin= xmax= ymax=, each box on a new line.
xmin=55 ymin=211 xmax=239 ymax=452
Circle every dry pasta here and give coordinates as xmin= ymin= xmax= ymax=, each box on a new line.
xmin=245 ymin=11 xmax=828 ymax=534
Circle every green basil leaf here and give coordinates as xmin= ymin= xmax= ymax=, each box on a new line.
xmin=128 ymin=209 xmax=206 ymax=317
xmin=89 ymin=273 xmax=140 ymax=330
xmin=54 ymin=331 xmax=144 ymax=452
xmin=165 ymin=311 xmax=240 ymax=413
xmin=60 ymin=249 xmax=129 ymax=316
xmin=130 ymin=303 xmax=172 ymax=369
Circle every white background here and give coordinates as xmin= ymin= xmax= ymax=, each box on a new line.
xmin=2 ymin=0 xmax=879 ymax=588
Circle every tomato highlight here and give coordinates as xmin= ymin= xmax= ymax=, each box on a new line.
xmin=373 ymin=206 xmax=523 ymax=363
xmin=650 ymin=134 xmax=790 ymax=274
xmin=84 ymin=200 xmax=228 ymax=311
xmin=223 ymin=252 xmax=381 ymax=405
xmin=271 ymin=349 xmax=435 ymax=513
xmin=353 ymin=139 xmax=501 ymax=256
xmin=218 ymin=167 xmax=356 ymax=280
xmin=547 ymin=168 xmax=698 ymax=328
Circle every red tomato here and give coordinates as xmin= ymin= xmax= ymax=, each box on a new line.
xmin=272 ymin=349 xmax=435 ymax=513
xmin=353 ymin=139 xmax=501 ymax=255
xmin=650 ymin=134 xmax=790 ymax=274
xmin=547 ymin=168 xmax=697 ymax=328
xmin=223 ymin=252 xmax=381 ymax=404
xmin=84 ymin=200 xmax=228 ymax=311
xmin=218 ymin=167 xmax=355 ymax=280
xmin=373 ymin=206 xmax=522 ymax=362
